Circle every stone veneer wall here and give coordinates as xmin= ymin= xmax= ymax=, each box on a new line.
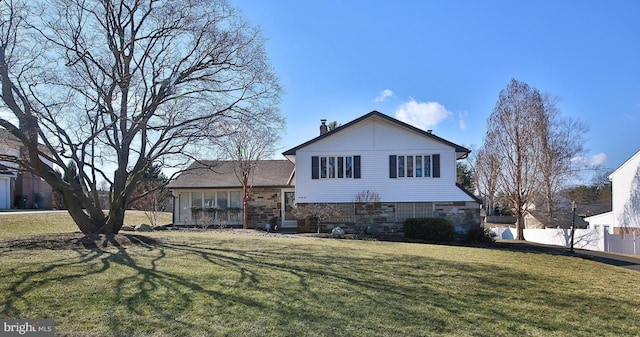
xmin=247 ymin=187 xmax=283 ymax=229
xmin=297 ymin=201 xmax=481 ymax=234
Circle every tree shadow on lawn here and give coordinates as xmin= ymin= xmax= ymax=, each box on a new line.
xmin=336 ymin=232 xmax=640 ymax=271
xmin=0 ymin=234 xmax=267 ymax=335
xmin=0 ymin=232 xmax=160 ymax=250
xmin=1 ymin=234 xmax=638 ymax=336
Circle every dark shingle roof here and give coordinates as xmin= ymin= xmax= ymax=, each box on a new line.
xmin=527 ymin=206 xmax=595 ymax=228
xmin=168 ymin=160 xmax=294 ymax=189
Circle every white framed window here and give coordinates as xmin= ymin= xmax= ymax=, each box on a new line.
xmin=390 ymin=154 xmax=440 ymax=178
xmin=312 ymin=155 xmax=360 ymax=179
xmin=398 ymin=155 xmax=430 ymax=178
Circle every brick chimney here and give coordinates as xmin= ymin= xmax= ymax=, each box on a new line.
xmin=320 ymin=119 xmax=328 ymax=135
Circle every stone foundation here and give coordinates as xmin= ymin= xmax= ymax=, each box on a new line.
xmin=247 ymin=188 xmax=283 ymax=229
xmin=296 ymin=201 xmax=481 ymax=234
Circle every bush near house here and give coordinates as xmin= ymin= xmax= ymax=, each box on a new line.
xmin=466 ymin=226 xmax=497 ymax=243
xmin=404 ymin=218 xmax=456 ymax=242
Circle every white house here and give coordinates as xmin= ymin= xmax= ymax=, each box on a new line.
xmin=0 ymin=165 xmax=16 ymax=209
xmin=585 ymin=150 xmax=640 ymax=234
xmin=0 ymin=128 xmax=54 ymax=210
xmin=168 ymin=111 xmax=481 ymax=232
xmin=282 ymin=111 xmax=481 ymax=232
xmin=0 ymin=130 xmax=22 ymax=209
xmin=584 ymin=211 xmax=614 ymax=234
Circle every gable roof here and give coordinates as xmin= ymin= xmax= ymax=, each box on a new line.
xmin=168 ymin=160 xmax=294 ymax=189
xmin=282 ymin=110 xmax=471 ymax=159
xmin=609 ymin=150 xmax=640 ymax=180
xmin=0 ymin=128 xmax=22 ymax=146
xmin=1 ymin=127 xmax=53 ymax=156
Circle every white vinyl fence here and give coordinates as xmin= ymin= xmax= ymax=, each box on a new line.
xmin=490 ymin=227 xmax=640 ymax=256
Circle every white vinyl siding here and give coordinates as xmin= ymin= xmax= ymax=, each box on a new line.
xmin=609 ymin=151 xmax=640 ymax=229
xmin=293 ymin=116 xmax=474 ymax=203
xmin=584 ymin=211 xmax=613 ymax=233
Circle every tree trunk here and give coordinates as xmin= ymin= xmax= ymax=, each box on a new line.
xmin=242 ymin=184 xmax=249 ymax=229
xmin=105 ymin=206 xmax=126 ymax=234
xmin=515 ymin=207 xmax=525 ymax=241
xmin=61 ymin=190 xmax=106 ymax=234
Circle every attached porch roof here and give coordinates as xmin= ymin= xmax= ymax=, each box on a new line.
xmin=168 ymin=160 xmax=295 ymax=189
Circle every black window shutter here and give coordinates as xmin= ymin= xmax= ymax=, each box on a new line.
xmin=432 ymin=154 xmax=440 ymax=178
xmin=389 ymin=155 xmax=397 ymax=178
xmin=311 ymin=156 xmax=319 ymax=179
xmin=353 ymin=155 xmax=361 ymax=179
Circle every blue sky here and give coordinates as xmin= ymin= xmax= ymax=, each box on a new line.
xmin=234 ymin=0 xmax=640 ymax=173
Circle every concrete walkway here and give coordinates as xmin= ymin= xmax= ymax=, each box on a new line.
xmin=573 ymin=249 xmax=640 ymax=272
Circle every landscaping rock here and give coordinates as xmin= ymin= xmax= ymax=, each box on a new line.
xmin=134 ymin=224 xmax=153 ymax=232
xmin=153 ymin=224 xmax=172 ymax=231
xmin=121 ymin=225 xmax=136 ymax=231
xmin=331 ymin=226 xmax=345 ymax=238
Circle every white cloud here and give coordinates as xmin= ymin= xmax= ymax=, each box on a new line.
xmin=458 ymin=111 xmax=468 ymax=130
xmin=571 ymin=153 xmax=608 ymax=166
xmin=394 ymin=98 xmax=452 ymax=130
xmin=374 ymin=89 xmax=394 ymax=102
xmin=590 ymin=153 xmax=607 ymax=166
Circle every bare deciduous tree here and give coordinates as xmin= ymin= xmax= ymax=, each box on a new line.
xmin=128 ymin=164 xmax=171 ymax=227
xmin=354 ymin=190 xmax=380 ymax=234
xmin=215 ymin=117 xmax=284 ymax=229
xmin=473 ymin=145 xmax=500 ymax=216
xmin=292 ymin=203 xmax=342 ymax=234
xmin=481 ymin=79 xmax=588 ymax=240
xmin=537 ymin=94 xmax=588 ymax=226
xmin=0 ymin=0 xmax=281 ymax=234
xmin=483 ymin=79 xmax=546 ymax=240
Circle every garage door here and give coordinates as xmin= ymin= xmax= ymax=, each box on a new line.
xmin=0 ymin=177 xmax=10 ymax=209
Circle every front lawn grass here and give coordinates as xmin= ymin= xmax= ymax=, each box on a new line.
xmin=0 ymin=217 xmax=639 ymax=336
xmin=0 ymin=210 xmax=171 ymax=239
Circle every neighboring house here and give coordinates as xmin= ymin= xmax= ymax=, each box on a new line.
xmin=0 ymin=163 xmax=15 ymax=209
xmin=0 ymin=128 xmax=53 ymax=210
xmin=523 ymin=208 xmax=590 ymax=229
xmin=584 ymin=211 xmax=614 ymax=234
xmin=585 ymin=150 xmax=640 ymax=235
xmin=168 ymin=160 xmax=296 ymax=229
xmin=282 ymin=110 xmax=481 ymax=233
